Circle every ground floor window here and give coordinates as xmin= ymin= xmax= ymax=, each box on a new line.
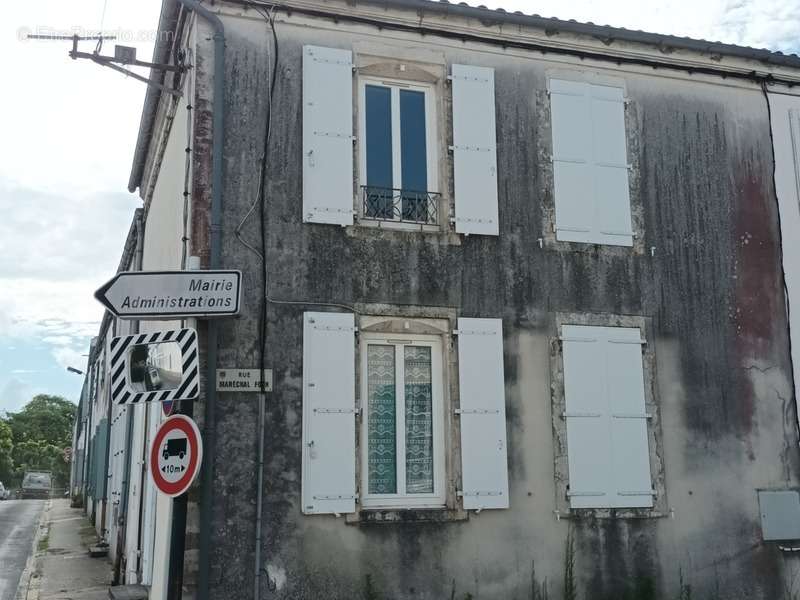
xmin=560 ymin=323 xmax=654 ymax=509
xmin=361 ymin=334 xmax=445 ymax=508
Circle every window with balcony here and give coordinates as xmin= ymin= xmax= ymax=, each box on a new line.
xmin=359 ymin=79 xmax=439 ymax=226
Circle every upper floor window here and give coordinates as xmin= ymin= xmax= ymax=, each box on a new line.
xmin=359 ymin=78 xmax=439 ymax=226
xmin=302 ymin=46 xmax=499 ymax=236
xmin=550 ymin=78 xmax=633 ymax=247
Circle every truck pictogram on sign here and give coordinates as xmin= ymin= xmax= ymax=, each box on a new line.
xmin=162 ymin=438 xmax=187 ymax=461
xmin=149 ymin=415 xmax=202 ymax=497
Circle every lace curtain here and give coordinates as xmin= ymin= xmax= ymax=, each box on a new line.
xmin=367 ymin=344 xmax=434 ymax=496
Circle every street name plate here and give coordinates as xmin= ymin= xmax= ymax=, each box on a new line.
xmin=216 ymin=369 xmax=273 ymax=392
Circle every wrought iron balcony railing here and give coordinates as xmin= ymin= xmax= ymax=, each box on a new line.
xmin=361 ymin=186 xmax=440 ymax=225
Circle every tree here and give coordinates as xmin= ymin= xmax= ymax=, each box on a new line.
xmin=6 ymin=395 xmax=77 ymax=487
xmin=0 ymin=419 xmax=13 ymax=483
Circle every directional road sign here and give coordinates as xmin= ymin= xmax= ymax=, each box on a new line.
xmin=150 ymin=415 xmax=202 ymax=497
xmin=94 ymin=270 xmax=241 ymax=319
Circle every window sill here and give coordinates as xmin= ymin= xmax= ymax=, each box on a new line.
xmin=345 ymin=506 xmax=468 ymax=525
xmin=357 ymin=218 xmax=442 ymax=233
xmin=559 ymin=507 xmax=669 ymax=520
xmin=345 ymin=221 xmax=462 ymax=245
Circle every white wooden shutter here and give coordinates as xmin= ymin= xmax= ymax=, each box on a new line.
xmin=301 ymin=312 xmax=357 ymax=514
xmin=302 ymin=46 xmax=354 ymax=226
xmin=451 ymin=65 xmax=499 ymax=236
xmin=562 ymin=325 xmax=612 ymax=509
xmin=562 ymin=325 xmax=652 ymax=509
xmin=550 ymin=80 xmax=632 ymax=246
xmin=456 ymin=317 xmax=509 ymax=509
xmin=605 ymin=327 xmax=653 ymax=508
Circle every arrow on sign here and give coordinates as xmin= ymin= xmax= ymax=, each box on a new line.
xmin=94 ymin=270 xmax=242 ymax=319
xmin=162 ymin=465 xmax=186 ymax=473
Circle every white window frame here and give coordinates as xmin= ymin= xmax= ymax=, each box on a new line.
xmin=359 ymin=332 xmax=446 ymax=509
xmin=357 ymin=76 xmax=440 ymax=223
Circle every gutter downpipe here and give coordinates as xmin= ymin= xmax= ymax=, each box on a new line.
xmin=174 ymin=2 xmax=224 ymax=599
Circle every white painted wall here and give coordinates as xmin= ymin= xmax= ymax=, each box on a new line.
xmin=133 ymin=17 xmax=196 ymax=596
xmin=123 ymin=400 xmax=148 ymax=583
xmin=769 ymin=90 xmax=800 ymax=432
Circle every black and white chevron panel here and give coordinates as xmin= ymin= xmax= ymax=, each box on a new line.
xmin=110 ymin=328 xmax=199 ymax=405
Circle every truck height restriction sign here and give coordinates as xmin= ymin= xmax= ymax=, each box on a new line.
xmin=150 ymin=415 xmax=202 ymax=497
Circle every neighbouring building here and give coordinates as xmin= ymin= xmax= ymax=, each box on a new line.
xmin=73 ymin=1 xmax=800 ymax=599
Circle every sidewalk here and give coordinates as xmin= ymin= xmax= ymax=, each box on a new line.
xmin=16 ymin=499 xmax=113 ymax=600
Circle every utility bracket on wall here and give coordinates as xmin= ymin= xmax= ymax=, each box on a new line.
xmin=27 ymin=33 xmax=187 ymax=97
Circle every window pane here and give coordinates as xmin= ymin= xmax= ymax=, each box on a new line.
xmin=367 ymin=345 xmax=397 ymax=494
xmin=404 ymin=346 xmax=434 ymax=494
xmin=400 ymin=90 xmax=429 ymax=221
xmin=365 ymin=85 xmax=394 ymax=219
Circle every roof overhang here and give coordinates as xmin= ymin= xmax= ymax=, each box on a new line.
xmin=126 ymin=0 xmax=800 ymax=194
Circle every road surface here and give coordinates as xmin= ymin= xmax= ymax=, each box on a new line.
xmin=0 ymin=499 xmax=44 ymax=600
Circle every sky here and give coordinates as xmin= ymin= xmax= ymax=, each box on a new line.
xmin=0 ymin=0 xmax=798 ymax=415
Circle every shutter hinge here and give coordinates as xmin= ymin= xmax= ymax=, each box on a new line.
xmin=618 ymin=489 xmax=657 ymax=497
xmin=561 ymin=411 xmax=602 ymax=419
xmin=453 ymin=329 xmax=497 ymax=336
xmin=566 ymin=491 xmax=606 ymax=497
xmin=455 ymin=408 xmax=500 ymax=415
xmin=313 ymin=494 xmax=357 ymax=500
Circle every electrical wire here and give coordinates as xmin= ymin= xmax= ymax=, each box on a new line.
xmin=232 ymin=4 xmax=357 ymax=313
xmin=252 ymin=8 xmax=278 ymax=600
xmin=233 ymin=3 xmax=274 ymax=261
xmin=96 ymin=0 xmax=110 ymax=53
xmin=245 ymin=9 xmax=356 ymax=597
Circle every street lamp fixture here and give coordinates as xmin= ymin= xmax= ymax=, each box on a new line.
xmin=66 ymin=366 xmax=84 ymax=376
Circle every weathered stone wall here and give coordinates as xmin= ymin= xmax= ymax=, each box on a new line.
xmin=192 ymin=6 xmax=800 ymax=599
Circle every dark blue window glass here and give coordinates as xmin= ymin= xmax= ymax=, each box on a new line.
xmin=400 ymin=90 xmax=428 ymax=221
xmin=365 ymin=85 xmax=393 ymax=219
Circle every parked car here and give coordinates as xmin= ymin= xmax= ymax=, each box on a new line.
xmin=20 ymin=471 xmax=52 ymax=500
xmin=0 ymin=482 xmax=9 ymax=500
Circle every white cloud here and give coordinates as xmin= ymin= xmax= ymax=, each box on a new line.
xmin=0 ymin=1 xmax=157 ymax=399
xmin=0 ymin=0 xmax=797 ymax=406
xmin=0 ymin=1 xmax=162 ymax=196
xmin=0 ymin=183 xmax=140 ymax=282
xmin=476 ymin=0 xmax=800 ymax=54
xmin=0 ymin=378 xmax=33 ymax=415
xmin=51 ymin=346 xmax=89 ymax=372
